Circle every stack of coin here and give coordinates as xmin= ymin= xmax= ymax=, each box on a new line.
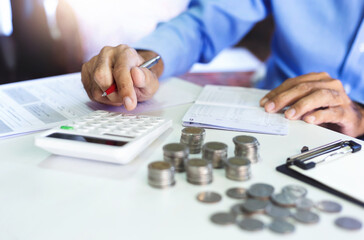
xmin=202 ymin=142 xmax=228 ymax=168
xmin=233 ymin=135 xmax=261 ymax=163
xmin=180 ymin=127 xmax=206 ymax=154
xmin=163 ymin=143 xmax=189 ymax=172
xmin=186 ymin=158 xmax=213 ymax=185
xmin=225 ymin=157 xmax=251 ymax=181
xmin=148 ymin=161 xmax=175 ymax=188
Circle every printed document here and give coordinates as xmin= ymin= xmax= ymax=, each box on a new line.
xmin=0 ymin=73 xmax=200 ymax=138
xmin=182 ymin=85 xmax=288 ymax=135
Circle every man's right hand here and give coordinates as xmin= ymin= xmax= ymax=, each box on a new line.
xmin=81 ymin=45 xmax=163 ymax=111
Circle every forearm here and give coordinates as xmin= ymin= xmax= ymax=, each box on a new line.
xmin=133 ymin=0 xmax=269 ymax=79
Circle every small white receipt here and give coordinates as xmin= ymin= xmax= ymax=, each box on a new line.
xmin=0 ymin=73 xmax=200 ymax=138
xmin=0 ymin=73 xmax=94 ymax=138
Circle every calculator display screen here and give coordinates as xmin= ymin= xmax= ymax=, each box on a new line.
xmin=47 ymin=133 xmax=129 ymax=146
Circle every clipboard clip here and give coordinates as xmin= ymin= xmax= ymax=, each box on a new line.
xmin=286 ymin=140 xmax=361 ymax=170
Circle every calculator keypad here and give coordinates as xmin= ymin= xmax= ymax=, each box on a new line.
xmin=61 ymin=110 xmax=165 ymax=138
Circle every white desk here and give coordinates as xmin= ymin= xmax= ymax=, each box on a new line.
xmin=0 ymin=80 xmax=363 ymax=240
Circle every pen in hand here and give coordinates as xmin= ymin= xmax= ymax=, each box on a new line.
xmin=101 ymin=55 xmax=161 ymax=97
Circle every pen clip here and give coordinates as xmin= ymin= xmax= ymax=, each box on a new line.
xmin=286 ymin=140 xmax=361 ymax=170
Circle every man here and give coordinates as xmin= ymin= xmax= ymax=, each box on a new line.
xmin=81 ymin=0 xmax=364 ymax=138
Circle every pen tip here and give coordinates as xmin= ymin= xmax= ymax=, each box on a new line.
xmin=102 ymin=92 xmax=107 ymax=97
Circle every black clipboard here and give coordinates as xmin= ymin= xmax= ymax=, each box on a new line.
xmin=276 ymin=140 xmax=364 ymax=208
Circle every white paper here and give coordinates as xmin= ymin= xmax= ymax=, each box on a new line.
xmin=182 ymin=85 xmax=288 ymax=135
xmin=290 ymin=148 xmax=364 ymax=204
xmin=0 ymin=73 xmax=93 ymax=138
xmin=0 ymin=73 xmax=201 ymax=138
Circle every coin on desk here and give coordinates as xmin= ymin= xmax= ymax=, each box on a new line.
xmin=196 ymin=191 xmax=222 ymax=204
xmin=247 ymin=183 xmax=275 ymax=200
xmin=268 ymin=219 xmax=295 ymax=234
xmin=226 ymin=187 xmax=248 ymax=199
xmin=282 ymin=185 xmax=308 ymax=200
xmin=271 ymin=193 xmax=296 ymax=207
xmin=315 ymin=200 xmax=342 ymax=213
xmin=292 ymin=210 xmax=320 ymax=224
xmin=241 ymin=198 xmax=269 ymax=214
xmin=295 ymin=198 xmax=315 ymax=210
xmin=265 ymin=203 xmax=291 ymax=219
xmin=210 ymin=212 xmax=236 ymax=225
xmin=237 ymin=218 xmax=265 ymax=231
xmin=230 ymin=203 xmax=244 ymax=217
xmin=335 ymin=217 xmax=362 ymax=230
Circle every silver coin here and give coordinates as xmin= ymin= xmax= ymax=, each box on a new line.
xmin=335 ymin=217 xmax=362 ymax=231
xmin=233 ymin=135 xmax=259 ymax=146
xmin=271 ymin=193 xmax=296 ymax=207
xmin=210 ymin=212 xmax=236 ymax=225
xmin=265 ymin=203 xmax=291 ymax=219
xmin=295 ymin=198 xmax=315 ymax=210
xmin=230 ymin=204 xmax=244 ymax=217
xmin=203 ymin=142 xmax=228 ymax=151
xmin=182 ymin=127 xmax=205 ymax=135
xmin=269 ymin=219 xmax=295 ymax=234
xmin=196 ymin=191 xmax=222 ymax=204
xmin=315 ymin=200 xmax=342 ymax=213
xmin=292 ymin=210 xmax=320 ymax=224
xmin=247 ymin=183 xmax=275 ymax=199
xmin=237 ymin=218 xmax=265 ymax=231
xmin=241 ymin=199 xmax=269 ymax=214
xmin=226 ymin=187 xmax=248 ymax=199
xmin=282 ymin=185 xmax=307 ymax=200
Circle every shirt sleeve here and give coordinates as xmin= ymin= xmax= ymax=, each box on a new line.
xmin=132 ymin=0 xmax=270 ymax=79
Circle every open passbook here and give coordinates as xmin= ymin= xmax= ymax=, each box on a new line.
xmin=182 ymin=85 xmax=288 ymax=135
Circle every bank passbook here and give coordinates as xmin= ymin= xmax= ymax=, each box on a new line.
xmin=35 ymin=110 xmax=172 ymax=164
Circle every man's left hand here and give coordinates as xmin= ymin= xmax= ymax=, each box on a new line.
xmin=260 ymin=72 xmax=364 ymax=137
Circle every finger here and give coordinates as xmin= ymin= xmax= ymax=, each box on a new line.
xmin=284 ymin=89 xmax=344 ymax=120
xmin=131 ymin=67 xmax=146 ymax=88
xmin=303 ymin=107 xmax=345 ymax=125
xmin=112 ymin=46 xmax=142 ymax=111
xmin=131 ymin=67 xmax=159 ymax=101
xmin=81 ymin=59 xmax=124 ymax=106
xmin=260 ymin=72 xmax=331 ymax=106
xmin=81 ymin=62 xmax=94 ymax=101
xmin=93 ymin=46 xmax=115 ymax=91
xmin=264 ymin=79 xmax=343 ymax=113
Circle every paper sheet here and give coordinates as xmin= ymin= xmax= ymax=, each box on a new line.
xmin=290 ymin=148 xmax=364 ymax=204
xmin=182 ymin=85 xmax=288 ymax=135
xmin=0 ymin=73 xmax=200 ymax=138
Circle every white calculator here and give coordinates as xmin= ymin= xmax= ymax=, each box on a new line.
xmin=35 ymin=110 xmax=172 ymax=164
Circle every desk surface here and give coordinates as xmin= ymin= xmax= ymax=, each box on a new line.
xmin=0 ymin=81 xmax=363 ymax=240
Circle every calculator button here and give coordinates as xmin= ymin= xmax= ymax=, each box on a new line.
xmin=60 ymin=125 xmax=74 ymax=130
xmin=141 ymin=124 xmax=154 ymax=129
xmin=122 ymin=114 xmax=137 ymax=119
xmin=93 ymin=110 xmax=109 ymax=116
xmin=77 ymin=128 xmax=91 ymax=133
xmin=98 ymin=118 xmax=111 ymax=123
xmin=124 ymin=132 xmax=138 ymax=138
xmin=88 ymin=122 xmax=103 ymax=127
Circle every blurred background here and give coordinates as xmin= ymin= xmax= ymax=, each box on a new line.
xmin=0 ymin=0 xmax=273 ymax=85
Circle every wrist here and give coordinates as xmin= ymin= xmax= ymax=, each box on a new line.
xmin=355 ymin=102 xmax=364 ymax=138
xmin=137 ymin=50 xmax=164 ymax=78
